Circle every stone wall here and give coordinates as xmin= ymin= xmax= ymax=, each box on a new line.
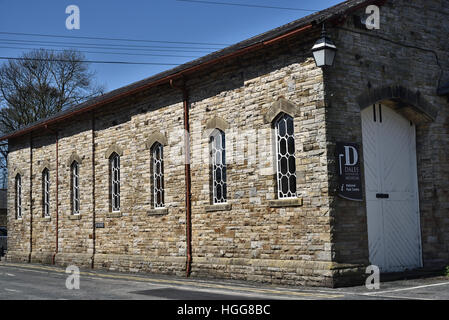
xmin=186 ymin=35 xmax=332 ymax=286
xmin=6 ymin=28 xmax=336 ymax=286
xmin=29 ymin=132 xmax=57 ymax=264
xmin=55 ymin=113 xmax=95 ymax=268
xmin=91 ymin=86 xmax=188 ymax=274
xmin=7 ymin=137 xmax=31 ymax=262
xmin=324 ymin=0 xmax=449 ymax=276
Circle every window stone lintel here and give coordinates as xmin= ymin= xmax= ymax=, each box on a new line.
xmin=38 ymin=160 xmax=51 ymax=173
xmin=263 ymin=97 xmax=297 ymax=124
xmin=67 ymin=153 xmax=83 ymax=166
xmin=147 ymin=208 xmax=169 ymax=216
xmin=145 ymin=132 xmax=168 ymax=150
xmin=205 ymin=203 xmax=232 ymax=212
xmin=13 ymin=167 xmax=25 ymax=177
xmin=268 ymin=197 xmax=303 ymax=208
xmin=105 ymin=144 xmax=124 ymax=159
xmin=205 ymin=116 xmax=230 ymax=132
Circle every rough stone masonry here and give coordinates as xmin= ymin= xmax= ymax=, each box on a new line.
xmin=4 ymin=0 xmax=449 ymax=287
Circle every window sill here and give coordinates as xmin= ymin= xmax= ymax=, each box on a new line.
xmin=205 ymin=203 xmax=232 ymax=212
xmin=148 ymin=208 xmax=168 ymax=216
xmin=107 ymin=212 xmax=122 ymax=218
xmin=42 ymin=216 xmax=51 ymax=222
xmin=69 ymin=214 xmax=81 ymax=220
xmin=268 ymin=197 xmax=303 ymax=208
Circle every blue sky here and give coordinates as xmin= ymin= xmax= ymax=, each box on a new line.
xmin=0 ymin=0 xmax=342 ymax=92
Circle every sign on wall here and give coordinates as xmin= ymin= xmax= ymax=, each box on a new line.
xmin=336 ymin=142 xmax=363 ymax=201
xmin=95 ymin=222 xmax=105 ymax=229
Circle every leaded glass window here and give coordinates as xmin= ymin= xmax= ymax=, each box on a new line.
xmin=110 ymin=153 xmax=120 ymax=212
xmin=274 ymin=113 xmax=297 ymax=199
xmin=42 ymin=168 xmax=50 ymax=217
xmin=152 ymin=143 xmax=164 ymax=208
xmin=15 ymin=174 xmax=22 ymax=219
xmin=210 ymin=129 xmax=227 ymax=204
xmin=71 ymin=161 xmax=80 ymax=215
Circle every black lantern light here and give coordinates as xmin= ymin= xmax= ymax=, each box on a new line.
xmin=312 ymin=24 xmax=337 ymax=67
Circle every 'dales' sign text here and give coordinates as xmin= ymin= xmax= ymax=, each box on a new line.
xmin=337 ymin=142 xmax=363 ymax=201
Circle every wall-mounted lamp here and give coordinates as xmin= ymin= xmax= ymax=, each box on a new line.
xmin=312 ymin=24 xmax=337 ymax=67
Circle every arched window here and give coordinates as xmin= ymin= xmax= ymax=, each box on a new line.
xmin=15 ymin=174 xmax=22 ymax=219
xmin=110 ymin=153 xmax=120 ymax=212
xmin=42 ymin=168 xmax=50 ymax=217
xmin=71 ymin=161 xmax=80 ymax=215
xmin=152 ymin=143 xmax=164 ymax=208
xmin=210 ymin=129 xmax=227 ymax=204
xmin=274 ymin=113 xmax=297 ymax=199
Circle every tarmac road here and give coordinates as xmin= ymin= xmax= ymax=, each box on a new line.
xmin=0 ymin=261 xmax=448 ymax=300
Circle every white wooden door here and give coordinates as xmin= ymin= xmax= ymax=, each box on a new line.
xmin=361 ymin=104 xmax=422 ymax=272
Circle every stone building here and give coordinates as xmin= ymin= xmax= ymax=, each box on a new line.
xmin=2 ymin=0 xmax=449 ymax=287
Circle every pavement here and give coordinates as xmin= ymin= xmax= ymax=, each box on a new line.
xmin=0 ymin=261 xmax=448 ymax=300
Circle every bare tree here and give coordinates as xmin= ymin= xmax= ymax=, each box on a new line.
xmin=0 ymin=49 xmax=105 ymax=187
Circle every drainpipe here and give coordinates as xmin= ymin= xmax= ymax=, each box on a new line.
xmin=29 ymin=134 xmax=33 ymax=263
xmin=91 ymin=112 xmax=96 ymax=269
xmin=45 ymin=126 xmax=59 ymax=265
xmin=170 ymin=78 xmax=192 ymax=277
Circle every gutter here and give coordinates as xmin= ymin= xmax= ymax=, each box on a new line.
xmin=91 ymin=112 xmax=96 ymax=268
xmin=170 ymin=79 xmax=192 ymax=277
xmin=55 ymin=131 xmax=59 ymax=264
xmin=28 ymin=134 xmax=33 ymax=263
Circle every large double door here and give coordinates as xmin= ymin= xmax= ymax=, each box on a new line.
xmin=361 ymin=104 xmax=422 ymax=272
